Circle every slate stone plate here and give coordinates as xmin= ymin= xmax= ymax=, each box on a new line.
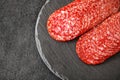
xmin=35 ymin=0 xmax=120 ymax=80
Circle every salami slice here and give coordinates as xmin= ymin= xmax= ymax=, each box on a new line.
xmin=47 ymin=0 xmax=120 ymax=41
xmin=76 ymin=12 xmax=120 ymax=65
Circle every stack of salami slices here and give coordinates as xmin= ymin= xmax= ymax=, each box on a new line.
xmin=47 ymin=0 xmax=120 ymax=65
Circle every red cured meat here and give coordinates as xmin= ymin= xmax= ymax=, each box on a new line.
xmin=76 ymin=12 xmax=120 ymax=65
xmin=47 ymin=0 xmax=120 ymax=41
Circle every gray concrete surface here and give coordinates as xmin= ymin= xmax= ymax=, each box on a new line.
xmin=0 ymin=0 xmax=60 ymax=80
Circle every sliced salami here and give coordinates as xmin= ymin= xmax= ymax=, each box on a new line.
xmin=76 ymin=12 xmax=120 ymax=65
xmin=47 ymin=0 xmax=120 ymax=41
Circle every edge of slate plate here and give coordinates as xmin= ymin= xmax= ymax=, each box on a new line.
xmin=35 ymin=0 xmax=68 ymax=80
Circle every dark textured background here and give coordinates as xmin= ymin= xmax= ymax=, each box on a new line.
xmin=0 ymin=0 xmax=60 ymax=80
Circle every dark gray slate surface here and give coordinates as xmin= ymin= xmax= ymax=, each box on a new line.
xmin=36 ymin=0 xmax=120 ymax=80
xmin=0 ymin=0 xmax=60 ymax=80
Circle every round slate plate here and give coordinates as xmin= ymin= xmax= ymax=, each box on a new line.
xmin=35 ymin=0 xmax=120 ymax=80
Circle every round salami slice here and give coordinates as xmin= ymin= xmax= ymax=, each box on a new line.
xmin=76 ymin=12 xmax=120 ymax=65
xmin=47 ymin=0 xmax=120 ymax=41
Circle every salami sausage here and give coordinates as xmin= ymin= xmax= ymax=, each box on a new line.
xmin=47 ymin=0 xmax=120 ymax=41
xmin=76 ymin=12 xmax=120 ymax=65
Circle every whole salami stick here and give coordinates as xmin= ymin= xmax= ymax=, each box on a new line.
xmin=76 ymin=12 xmax=120 ymax=65
xmin=47 ymin=0 xmax=120 ymax=41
